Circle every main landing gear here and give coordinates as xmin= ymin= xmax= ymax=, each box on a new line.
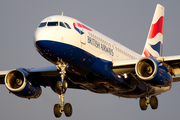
xmin=138 ymin=82 xmax=158 ymax=110
xmin=139 ymin=96 xmax=158 ymax=110
xmin=53 ymin=62 xmax=73 ymax=118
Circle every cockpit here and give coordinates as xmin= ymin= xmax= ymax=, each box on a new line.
xmin=38 ymin=21 xmax=71 ymax=29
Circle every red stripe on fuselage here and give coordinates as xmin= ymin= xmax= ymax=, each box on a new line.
xmin=148 ymin=16 xmax=164 ymax=39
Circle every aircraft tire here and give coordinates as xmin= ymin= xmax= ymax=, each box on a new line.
xmin=64 ymin=103 xmax=72 ymax=117
xmin=54 ymin=104 xmax=62 ymax=118
xmin=150 ymin=96 xmax=158 ymax=109
xmin=139 ymin=97 xmax=148 ymax=110
xmin=63 ymin=80 xmax=68 ymax=90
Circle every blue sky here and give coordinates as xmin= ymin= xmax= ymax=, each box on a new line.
xmin=0 ymin=1 xmax=180 ymax=120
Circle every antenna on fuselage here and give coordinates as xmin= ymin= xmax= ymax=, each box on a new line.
xmin=61 ymin=12 xmax=64 ymax=16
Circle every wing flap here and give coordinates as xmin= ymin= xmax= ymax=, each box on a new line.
xmin=159 ymin=55 xmax=180 ymax=75
xmin=173 ymin=76 xmax=180 ymax=82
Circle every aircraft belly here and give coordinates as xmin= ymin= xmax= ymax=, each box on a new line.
xmin=35 ymin=40 xmax=96 ymax=74
xmin=35 ymin=40 xmax=156 ymax=97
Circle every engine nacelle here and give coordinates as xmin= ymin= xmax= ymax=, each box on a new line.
xmin=135 ymin=57 xmax=172 ymax=87
xmin=4 ymin=68 xmax=42 ymax=99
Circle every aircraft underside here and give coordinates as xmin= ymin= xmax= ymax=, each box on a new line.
xmin=35 ymin=40 xmax=152 ymax=97
xmin=34 ymin=39 xmax=161 ymax=117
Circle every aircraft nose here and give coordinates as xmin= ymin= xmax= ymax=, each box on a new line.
xmin=34 ymin=28 xmax=60 ymax=42
xmin=34 ymin=28 xmax=61 ymax=51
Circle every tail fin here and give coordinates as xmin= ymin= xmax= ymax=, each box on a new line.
xmin=142 ymin=4 xmax=164 ymax=57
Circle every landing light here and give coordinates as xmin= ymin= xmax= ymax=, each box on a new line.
xmin=124 ymin=73 xmax=128 ymax=79
xmin=117 ymin=75 xmax=121 ymax=78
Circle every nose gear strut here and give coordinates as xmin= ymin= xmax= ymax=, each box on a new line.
xmin=53 ymin=61 xmax=72 ymax=118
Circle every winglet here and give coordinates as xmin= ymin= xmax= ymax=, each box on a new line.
xmin=142 ymin=4 xmax=164 ymax=57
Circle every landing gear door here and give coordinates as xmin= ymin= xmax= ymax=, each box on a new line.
xmin=80 ymin=29 xmax=86 ymax=44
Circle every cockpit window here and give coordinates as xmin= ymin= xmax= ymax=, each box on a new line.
xmin=38 ymin=21 xmax=71 ymax=29
xmin=64 ymin=23 xmax=71 ymax=29
xmin=60 ymin=22 xmax=66 ymax=28
xmin=47 ymin=22 xmax=58 ymax=26
xmin=38 ymin=22 xmax=47 ymax=27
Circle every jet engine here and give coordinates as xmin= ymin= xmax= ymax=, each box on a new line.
xmin=4 ymin=68 xmax=42 ymax=99
xmin=135 ymin=57 xmax=172 ymax=87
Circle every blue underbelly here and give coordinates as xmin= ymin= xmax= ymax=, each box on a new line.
xmin=35 ymin=40 xmax=141 ymax=95
xmin=35 ymin=40 xmax=96 ymax=74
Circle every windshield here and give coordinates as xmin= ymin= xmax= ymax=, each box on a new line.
xmin=65 ymin=23 xmax=71 ymax=29
xmin=38 ymin=22 xmax=47 ymax=27
xmin=38 ymin=21 xmax=71 ymax=29
xmin=47 ymin=22 xmax=58 ymax=26
xmin=60 ymin=22 xmax=66 ymax=28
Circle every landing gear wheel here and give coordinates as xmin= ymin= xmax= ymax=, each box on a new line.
xmin=64 ymin=103 xmax=73 ymax=117
xmin=150 ymin=96 xmax=158 ymax=109
xmin=54 ymin=104 xmax=62 ymax=118
xmin=140 ymin=97 xmax=148 ymax=110
xmin=63 ymin=80 xmax=68 ymax=90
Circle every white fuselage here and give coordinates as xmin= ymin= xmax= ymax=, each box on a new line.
xmin=35 ymin=15 xmax=141 ymax=62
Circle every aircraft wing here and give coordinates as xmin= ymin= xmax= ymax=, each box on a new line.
xmin=172 ymin=76 xmax=180 ymax=82
xmin=159 ymin=55 xmax=180 ymax=75
xmin=0 ymin=71 xmax=8 ymax=84
xmin=112 ymin=59 xmax=138 ymax=75
xmin=112 ymin=55 xmax=180 ymax=82
xmin=0 ymin=66 xmax=84 ymax=89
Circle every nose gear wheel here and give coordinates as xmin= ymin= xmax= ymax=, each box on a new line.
xmin=54 ymin=104 xmax=62 ymax=118
xmin=64 ymin=103 xmax=73 ymax=117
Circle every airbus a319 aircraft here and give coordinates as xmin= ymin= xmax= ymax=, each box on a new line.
xmin=1 ymin=4 xmax=180 ymax=118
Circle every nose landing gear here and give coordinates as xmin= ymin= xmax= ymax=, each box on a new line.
xmin=53 ymin=62 xmax=72 ymax=118
xmin=53 ymin=96 xmax=72 ymax=118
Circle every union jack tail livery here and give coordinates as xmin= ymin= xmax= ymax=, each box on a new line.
xmin=142 ymin=4 xmax=164 ymax=57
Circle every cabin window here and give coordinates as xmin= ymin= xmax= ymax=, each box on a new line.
xmin=98 ymin=38 xmax=100 ymax=42
xmin=47 ymin=22 xmax=58 ymax=26
xmin=38 ymin=22 xmax=47 ymax=27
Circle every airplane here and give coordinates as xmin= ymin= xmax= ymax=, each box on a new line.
xmin=1 ymin=4 xmax=180 ymax=118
